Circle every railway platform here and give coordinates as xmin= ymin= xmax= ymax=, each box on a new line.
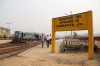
xmin=0 ymin=40 xmax=11 ymax=44
xmin=0 ymin=39 xmax=100 ymax=66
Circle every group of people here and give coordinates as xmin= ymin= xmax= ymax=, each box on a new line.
xmin=40 ymin=34 xmax=52 ymax=48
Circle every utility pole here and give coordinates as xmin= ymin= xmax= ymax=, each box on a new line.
xmin=31 ymin=29 xmax=34 ymax=36
xmin=31 ymin=29 xmax=34 ymax=33
xmin=70 ymin=11 xmax=73 ymax=39
xmin=6 ymin=22 xmax=12 ymax=40
xmin=31 ymin=29 xmax=34 ymax=38
xmin=65 ymin=13 xmax=68 ymax=38
xmin=65 ymin=11 xmax=73 ymax=38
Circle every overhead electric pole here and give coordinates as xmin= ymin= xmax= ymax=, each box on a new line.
xmin=65 ymin=13 xmax=68 ymax=38
xmin=31 ymin=29 xmax=34 ymax=33
xmin=70 ymin=11 xmax=73 ymax=38
xmin=6 ymin=22 xmax=12 ymax=40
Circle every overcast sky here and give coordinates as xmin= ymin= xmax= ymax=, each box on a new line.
xmin=0 ymin=0 xmax=100 ymax=36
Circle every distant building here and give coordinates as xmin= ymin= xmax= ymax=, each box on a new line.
xmin=0 ymin=27 xmax=10 ymax=34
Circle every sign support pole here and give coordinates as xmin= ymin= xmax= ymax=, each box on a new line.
xmin=88 ymin=11 xmax=94 ymax=59
xmin=51 ymin=18 xmax=56 ymax=52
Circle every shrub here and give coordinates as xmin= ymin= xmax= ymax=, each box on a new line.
xmin=0 ymin=34 xmax=4 ymax=38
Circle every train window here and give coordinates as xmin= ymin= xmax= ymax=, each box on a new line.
xmin=15 ymin=32 xmax=18 ymax=35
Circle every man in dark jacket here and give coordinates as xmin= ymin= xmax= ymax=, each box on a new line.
xmin=49 ymin=34 xmax=52 ymax=44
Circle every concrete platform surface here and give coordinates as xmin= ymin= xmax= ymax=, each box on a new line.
xmin=0 ymin=39 xmax=100 ymax=66
xmin=0 ymin=40 xmax=11 ymax=44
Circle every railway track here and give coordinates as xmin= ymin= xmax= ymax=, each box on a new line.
xmin=0 ymin=41 xmax=38 ymax=48
xmin=0 ymin=41 xmax=41 ymax=60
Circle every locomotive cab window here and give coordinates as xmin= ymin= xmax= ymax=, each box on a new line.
xmin=24 ymin=34 xmax=26 ymax=36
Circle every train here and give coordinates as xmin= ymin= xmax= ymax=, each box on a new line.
xmin=12 ymin=31 xmax=39 ymax=43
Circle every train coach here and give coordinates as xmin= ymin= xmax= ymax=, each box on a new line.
xmin=12 ymin=31 xmax=39 ymax=43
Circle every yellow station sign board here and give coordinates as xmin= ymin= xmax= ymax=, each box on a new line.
xmin=54 ymin=12 xmax=88 ymax=31
xmin=52 ymin=11 xmax=94 ymax=59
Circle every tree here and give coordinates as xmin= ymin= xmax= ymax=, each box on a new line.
xmin=4 ymin=34 xmax=6 ymax=39
xmin=73 ymin=32 xmax=78 ymax=37
xmin=9 ymin=34 xmax=14 ymax=39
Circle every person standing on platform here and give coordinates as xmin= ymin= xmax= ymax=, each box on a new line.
xmin=49 ymin=34 xmax=52 ymax=44
xmin=37 ymin=34 xmax=39 ymax=41
xmin=46 ymin=35 xmax=48 ymax=45
xmin=39 ymin=36 xmax=41 ymax=41
xmin=40 ymin=34 xmax=45 ymax=48
xmin=46 ymin=35 xmax=50 ymax=48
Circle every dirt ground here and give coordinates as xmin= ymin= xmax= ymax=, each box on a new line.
xmin=0 ymin=39 xmax=100 ymax=66
xmin=0 ymin=40 xmax=12 ymax=44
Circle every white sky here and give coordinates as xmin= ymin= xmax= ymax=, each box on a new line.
xmin=0 ymin=0 xmax=100 ymax=36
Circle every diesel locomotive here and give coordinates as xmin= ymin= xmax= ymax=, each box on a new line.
xmin=12 ymin=31 xmax=39 ymax=43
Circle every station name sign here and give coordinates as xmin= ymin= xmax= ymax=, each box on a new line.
xmin=53 ymin=12 xmax=88 ymax=31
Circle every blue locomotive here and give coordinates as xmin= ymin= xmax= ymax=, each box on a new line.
xmin=12 ymin=31 xmax=39 ymax=43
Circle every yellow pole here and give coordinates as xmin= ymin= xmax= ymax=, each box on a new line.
xmin=51 ymin=18 xmax=56 ymax=52
xmin=88 ymin=11 xmax=94 ymax=59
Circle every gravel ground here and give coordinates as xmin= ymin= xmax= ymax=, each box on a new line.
xmin=0 ymin=39 xmax=100 ymax=66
